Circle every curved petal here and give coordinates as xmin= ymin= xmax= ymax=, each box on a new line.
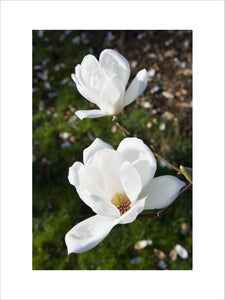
xmin=68 ymin=162 xmax=108 ymax=209
xmin=118 ymin=197 xmax=146 ymax=224
xmin=72 ymin=77 xmax=99 ymax=105
xmin=143 ymin=175 xmax=186 ymax=210
xmin=124 ymin=69 xmax=148 ymax=106
xmin=117 ymin=137 xmax=157 ymax=186
xmin=68 ymin=161 xmax=83 ymax=187
xmin=65 ymin=215 xmax=117 ymax=254
xmin=99 ymin=76 xmax=124 ymax=115
xmin=120 ymin=161 xmax=143 ymax=203
xmin=99 ymin=49 xmax=130 ymax=87
xmin=90 ymin=149 xmax=124 ymax=199
xmin=75 ymin=109 xmax=107 ymax=120
xmin=83 ymin=138 xmax=114 ymax=165
xmin=80 ymin=54 xmax=100 ymax=86
xmin=90 ymin=194 xmax=120 ymax=218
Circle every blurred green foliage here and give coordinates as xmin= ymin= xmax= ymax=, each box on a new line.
xmin=33 ymin=30 xmax=192 ymax=270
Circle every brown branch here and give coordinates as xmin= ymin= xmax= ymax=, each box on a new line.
xmin=112 ymin=115 xmax=135 ymax=137
xmin=138 ymin=183 xmax=192 ymax=218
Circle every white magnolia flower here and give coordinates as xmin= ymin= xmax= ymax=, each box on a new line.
xmin=71 ymin=49 xmax=148 ymax=119
xmin=65 ymin=137 xmax=186 ymax=254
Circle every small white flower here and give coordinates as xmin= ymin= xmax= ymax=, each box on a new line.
xmin=71 ymin=49 xmax=148 ymax=119
xmin=65 ymin=137 xmax=186 ymax=254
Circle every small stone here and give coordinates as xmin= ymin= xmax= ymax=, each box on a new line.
xmin=164 ymin=49 xmax=176 ymax=58
xmin=180 ymin=88 xmax=188 ymax=95
xmin=184 ymin=39 xmax=190 ymax=48
xmin=34 ymin=65 xmax=43 ymax=71
xmin=180 ymin=222 xmax=191 ymax=235
xmin=32 ymin=87 xmax=39 ymax=93
xmin=165 ymin=38 xmax=173 ymax=46
xmin=143 ymin=44 xmax=151 ymax=52
xmin=159 ymin=122 xmax=166 ymax=131
xmin=60 ymin=77 xmax=70 ymax=85
xmin=154 ymin=248 xmax=166 ymax=261
xmin=148 ymin=53 xmax=158 ymax=59
xmin=131 ymin=61 xmax=137 ymax=68
xmin=72 ymin=36 xmax=80 ymax=45
xmin=60 ymin=142 xmax=71 ymax=149
xmin=59 ymin=132 xmax=71 ymax=140
xmin=111 ymin=125 xmax=117 ymax=133
xmin=48 ymin=92 xmax=60 ymax=99
xmin=148 ymin=69 xmax=156 ymax=77
xmin=39 ymin=100 xmax=45 ymax=111
xmin=162 ymin=91 xmax=174 ymax=99
xmin=146 ymin=121 xmax=152 ymax=128
xmin=80 ymin=32 xmax=89 ymax=44
xmin=157 ymin=260 xmax=167 ymax=270
xmin=137 ymin=32 xmax=146 ymax=40
xmin=175 ymin=244 xmax=188 ymax=259
xmin=36 ymin=71 xmax=48 ymax=81
xmin=162 ymin=111 xmax=174 ymax=121
xmin=180 ymin=61 xmax=186 ymax=69
xmin=105 ymin=31 xmax=116 ymax=41
xmin=54 ymin=63 xmax=66 ymax=72
xmin=182 ymin=68 xmax=192 ymax=76
xmin=44 ymin=82 xmax=51 ymax=89
xmin=169 ymin=249 xmax=178 ymax=261
xmin=37 ymin=30 xmax=44 ymax=38
xmin=141 ymin=101 xmax=151 ymax=109
xmin=150 ymin=85 xmax=161 ymax=94
xmin=70 ymin=136 xmax=76 ymax=143
xmin=130 ymin=256 xmax=142 ymax=265
xmin=134 ymin=239 xmax=152 ymax=250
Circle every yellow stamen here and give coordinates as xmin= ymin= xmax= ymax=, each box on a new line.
xmin=111 ymin=193 xmax=131 ymax=216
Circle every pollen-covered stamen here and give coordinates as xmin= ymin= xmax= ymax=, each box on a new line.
xmin=111 ymin=193 xmax=131 ymax=216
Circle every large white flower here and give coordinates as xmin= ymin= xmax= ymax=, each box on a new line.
xmin=65 ymin=137 xmax=186 ymax=254
xmin=71 ymin=49 xmax=148 ymax=119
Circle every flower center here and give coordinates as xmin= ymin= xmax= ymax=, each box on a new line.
xmin=111 ymin=193 xmax=131 ymax=216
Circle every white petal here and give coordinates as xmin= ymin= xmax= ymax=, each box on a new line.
xmin=72 ymin=79 xmax=99 ymax=105
xmin=143 ymin=175 xmax=186 ymax=210
xmin=132 ymin=159 xmax=154 ymax=188
xmin=68 ymin=161 xmax=83 ymax=187
xmin=69 ymin=162 xmax=107 ymax=209
xmin=120 ymin=161 xmax=143 ymax=203
xmin=118 ymin=197 xmax=146 ymax=224
xmin=91 ymin=149 xmax=124 ymax=199
xmin=99 ymin=76 xmax=124 ymax=115
xmin=99 ymin=49 xmax=130 ymax=87
xmin=65 ymin=215 xmax=117 ymax=254
xmin=117 ymin=137 xmax=157 ymax=186
xmin=80 ymin=54 xmax=100 ymax=86
xmin=124 ymin=69 xmax=148 ymax=106
xmin=90 ymin=194 xmax=120 ymax=218
xmin=83 ymin=138 xmax=114 ymax=165
xmin=75 ymin=109 xmax=107 ymax=120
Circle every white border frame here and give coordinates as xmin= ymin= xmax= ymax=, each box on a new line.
xmin=1 ymin=1 xmax=224 ymax=299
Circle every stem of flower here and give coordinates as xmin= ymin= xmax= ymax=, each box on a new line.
xmin=112 ymin=115 xmax=135 ymax=137
xmin=112 ymin=115 xmax=180 ymax=173
xmin=138 ymin=183 xmax=192 ymax=218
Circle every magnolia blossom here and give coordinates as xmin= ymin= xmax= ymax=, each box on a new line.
xmin=65 ymin=137 xmax=186 ymax=254
xmin=71 ymin=49 xmax=148 ymax=119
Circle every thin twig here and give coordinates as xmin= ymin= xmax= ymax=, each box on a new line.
xmin=112 ymin=115 xmax=135 ymax=137
xmin=138 ymin=183 xmax=192 ymax=218
xmin=112 ymin=115 xmax=180 ymax=173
